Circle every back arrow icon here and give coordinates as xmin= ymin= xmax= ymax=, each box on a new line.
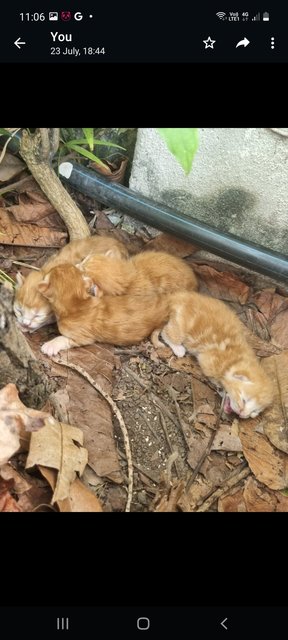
xmin=14 ymin=37 xmax=26 ymax=49
xmin=236 ymin=37 xmax=250 ymax=48
xmin=221 ymin=617 xmax=228 ymax=630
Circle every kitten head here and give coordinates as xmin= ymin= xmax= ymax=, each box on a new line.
xmin=14 ymin=271 xmax=56 ymax=332
xmin=38 ymin=265 xmax=94 ymax=313
xmin=223 ymin=365 xmax=274 ymax=419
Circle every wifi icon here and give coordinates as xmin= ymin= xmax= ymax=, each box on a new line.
xmin=216 ymin=11 xmax=226 ymax=19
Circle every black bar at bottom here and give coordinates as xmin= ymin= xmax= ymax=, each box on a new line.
xmin=0 ymin=606 xmax=286 ymax=638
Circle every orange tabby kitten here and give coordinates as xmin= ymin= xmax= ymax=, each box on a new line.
xmin=13 ymin=235 xmax=129 ymax=332
xmin=76 ymin=250 xmax=198 ymax=296
xmin=38 ymin=265 xmax=172 ymax=356
xmin=152 ymin=291 xmax=274 ymax=419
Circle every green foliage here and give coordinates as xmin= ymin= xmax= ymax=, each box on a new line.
xmin=82 ymin=128 xmax=94 ymax=151
xmin=0 ymin=269 xmax=15 ymax=288
xmin=61 ymin=128 xmax=126 ymax=169
xmin=157 ymin=128 xmax=198 ymax=175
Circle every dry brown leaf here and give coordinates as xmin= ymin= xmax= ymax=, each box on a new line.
xmin=0 ymin=463 xmax=31 ymax=493
xmin=220 ymin=476 xmax=288 ymax=512
xmin=270 ymin=309 xmax=288 ymax=349
xmin=0 ymin=415 xmax=21 ymax=465
xmin=0 ymin=384 xmax=50 ymax=432
xmin=90 ymin=158 xmax=128 ymax=184
xmin=244 ymin=308 xmax=271 ymax=342
xmin=0 ymin=209 xmax=67 ymax=247
xmin=218 ymin=487 xmax=247 ymax=512
xmin=144 ymin=233 xmax=198 ymax=257
xmin=26 ymin=418 xmax=88 ymax=503
xmin=0 ymin=383 xmax=50 ymax=464
xmin=204 ymin=457 xmax=233 ymax=486
xmin=152 ymin=479 xmax=185 ymax=512
xmin=252 ymin=288 xmax=288 ymax=322
xmin=0 ymin=477 xmax=21 ymax=511
xmin=40 ymin=466 xmax=103 ymax=512
xmin=27 ymin=335 xmax=123 ymax=484
xmin=187 ymin=435 xmax=210 ymax=470
xmin=8 ymin=194 xmax=55 ymax=220
xmin=178 ymin=475 xmax=212 ymax=511
xmin=212 ymin=421 xmax=242 ymax=452
xmin=239 ymin=420 xmax=288 ymax=490
xmin=243 ymin=476 xmax=278 ymax=511
xmin=245 ymin=329 xmax=281 ymax=357
xmin=260 ymin=351 xmax=288 ymax=454
xmin=189 ymin=263 xmax=250 ymax=304
xmin=17 ymin=484 xmax=53 ymax=512
xmin=0 ymin=152 xmax=25 ymax=182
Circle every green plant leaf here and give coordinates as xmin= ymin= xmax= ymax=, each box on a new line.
xmin=0 ymin=269 xmax=15 ymax=288
xmin=157 ymin=128 xmax=198 ymax=175
xmin=82 ymin=128 xmax=94 ymax=151
xmin=67 ymin=143 xmax=108 ymax=169
xmin=64 ymin=138 xmax=125 ymax=150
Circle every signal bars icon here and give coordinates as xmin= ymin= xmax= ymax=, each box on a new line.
xmin=216 ymin=12 xmax=226 ymax=20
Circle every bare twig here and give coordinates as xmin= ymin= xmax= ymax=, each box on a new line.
xmin=185 ymin=394 xmax=225 ymax=492
xmin=123 ymin=364 xmax=149 ymax=390
xmin=150 ymin=393 xmax=179 ymax=430
xmin=158 ymin=410 xmax=181 ymax=478
xmin=50 ymin=128 xmax=60 ymax=156
xmin=12 ymin=261 xmax=41 ymax=271
xmin=0 ymin=128 xmax=21 ymax=164
xmin=51 ymin=357 xmax=133 ymax=513
xmin=0 ymin=174 xmax=32 ymax=196
xmin=39 ymin=128 xmax=50 ymax=161
xmin=166 ymin=451 xmax=179 ymax=485
xmin=196 ymin=463 xmax=250 ymax=512
xmin=169 ymin=385 xmax=190 ymax=437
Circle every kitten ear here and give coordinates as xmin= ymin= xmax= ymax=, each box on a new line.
xmin=15 ymin=272 xmax=25 ymax=288
xmin=38 ymin=274 xmax=51 ymax=296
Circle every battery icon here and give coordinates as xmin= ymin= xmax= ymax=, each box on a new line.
xmin=263 ymin=12 xmax=269 ymax=21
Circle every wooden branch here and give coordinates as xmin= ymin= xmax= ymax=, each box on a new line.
xmin=39 ymin=128 xmax=50 ymax=161
xmin=50 ymin=128 xmax=60 ymax=156
xmin=19 ymin=130 xmax=90 ymax=240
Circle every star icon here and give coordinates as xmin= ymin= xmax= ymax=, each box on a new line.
xmin=203 ymin=36 xmax=216 ymax=49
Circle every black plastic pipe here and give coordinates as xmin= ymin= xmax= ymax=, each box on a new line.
xmin=59 ymin=162 xmax=288 ymax=283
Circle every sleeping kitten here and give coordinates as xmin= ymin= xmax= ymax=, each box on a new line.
xmin=152 ymin=291 xmax=274 ymax=419
xmin=13 ymin=235 xmax=129 ymax=332
xmin=38 ymin=264 xmax=172 ymax=356
xmin=76 ymin=250 xmax=198 ymax=296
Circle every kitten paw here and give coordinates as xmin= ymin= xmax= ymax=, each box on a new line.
xmin=41 ymin=336 xmax=71 ymax=357
xmin=171 ymin=344 xmax=186 ymax=358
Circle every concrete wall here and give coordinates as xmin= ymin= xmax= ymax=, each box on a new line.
xmin=129 ymin=128 xmax=288 ymax=254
